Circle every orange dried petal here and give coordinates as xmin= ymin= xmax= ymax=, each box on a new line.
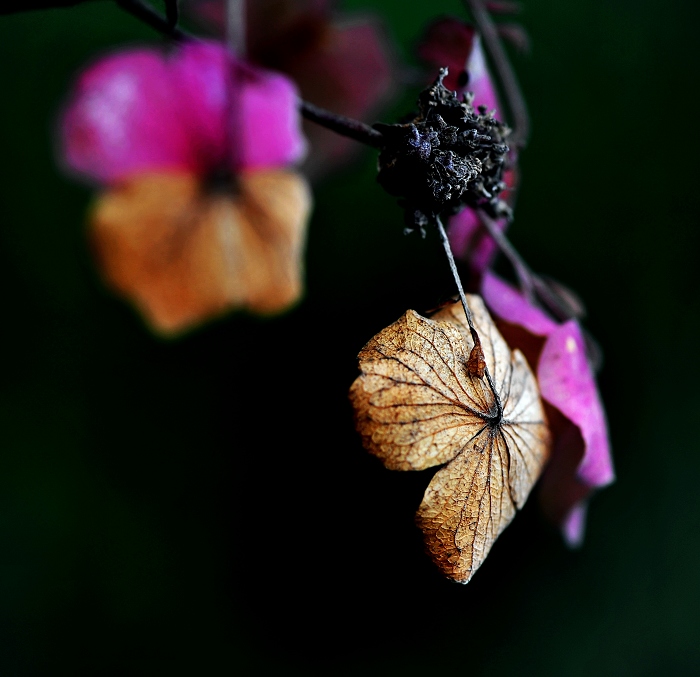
xmin=90 ymin=169 xmax=311 ymax=336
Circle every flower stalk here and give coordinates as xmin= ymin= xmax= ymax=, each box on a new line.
xmin=298 ymin=101 xmax=384 ymax=149
xmin=463 ymin=0 xmax=530 ymax=149
xmin=436 ymin=215 xmax=477 ymax=335
xmin=226 ymin=0 xmax=245 ymax=57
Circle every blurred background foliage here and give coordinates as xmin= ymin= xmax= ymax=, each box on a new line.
xmin=0 ymin=0 xmax=699 ymax=674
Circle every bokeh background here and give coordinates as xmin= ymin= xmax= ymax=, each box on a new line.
xmin=1 ymin=0 xmax=698 ymax=674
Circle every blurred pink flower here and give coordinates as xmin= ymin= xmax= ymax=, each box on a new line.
xmin=418 ymin=16 xmax=512 ymax=277
xmin=60 ymin=40 xmax=311 ymax=335
xmin=62 ymin=40 xmax=306 ymax=182
xmin=481 ymin=271 xmax=614 ymax=546
xmin=186 ymin=0 xmax=398 ymax=177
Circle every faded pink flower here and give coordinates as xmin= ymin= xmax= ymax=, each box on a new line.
xmin=418 ymin=16 xmax=512 ymax=277
xmin=481 ymin=271 xmax=614 ymax=546
xmin=62 ymin=40 xmax=306 ymax=182
xmin=59 ymin=40 xmax=312 ymax=336
xmin=186 ymin=0 xmax=398 ymax=176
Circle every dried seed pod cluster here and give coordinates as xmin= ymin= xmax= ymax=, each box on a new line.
xmin=375 ymin=68 xmax=512 ymax=235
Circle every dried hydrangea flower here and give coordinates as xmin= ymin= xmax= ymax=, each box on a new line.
xmin=481 ymin=271 xmax=614 ymax=545
xmin=375 ymin=68 xmax=511 ymax=235
xmin=417 ymin=16 xmax=514 ymax=272
xmin=350 ymin=295 xmax=550 ymax=583
xmin=59 ymin=40 xmax=311 ymax=336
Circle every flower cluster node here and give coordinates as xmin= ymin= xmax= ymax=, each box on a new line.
xmin=375 ymin=68 xmax=512 ymax=234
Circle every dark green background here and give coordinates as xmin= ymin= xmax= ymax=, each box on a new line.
xmin=0 ymin=0 xmax=698 ymax=674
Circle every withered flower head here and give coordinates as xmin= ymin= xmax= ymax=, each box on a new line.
xmin=375 ymin=68 xmax=511 ymax=234
xmin=58 ymin=41 xmax=311 ymax=337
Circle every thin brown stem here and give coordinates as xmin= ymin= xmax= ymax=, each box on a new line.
xmin=477 ymin=210 xmax=579 ymax=323
xmin=226 ymin=0 xmax=246 ymax=57
xmin=436 ymin=215 xmax=494 ymax=384
xmin=4 ymin=0 xmax=385 ymax=152
xmin=477 ymin=210 xmax=534 ymax=302
xmin=463 ymin=0 xmax=530 ymax=149
xmin=436 ymin=215 xmax=477 ymax=338
xmin=0 ymin=0 xmax=191 ymax=40
xmin=300 ymin=100 xmax=384 ymax=148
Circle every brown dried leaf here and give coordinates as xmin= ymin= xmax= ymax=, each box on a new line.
xmin=90 ymin=168 xmax=311 ymax=336
xmin=349 ymin=295 xmax=550 ymax=584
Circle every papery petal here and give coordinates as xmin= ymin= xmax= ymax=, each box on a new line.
xmin=482 ymin=271 xmax=558 ymax=336
xmin=563 ymin=502 xmax=587 ymax=548
xmin=480 ymin=273 xmax=614 ymax=545
xmin=60 ymin=50 xmax=200 ymax=183
xmin=418 ymin=17 xmax=500 ymax=114
xmin=538 ymin=321 xmax=614 ymax=489
xmin=89 ymin=169 xmax=311 ymax=335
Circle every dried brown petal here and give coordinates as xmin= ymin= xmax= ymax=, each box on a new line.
xmin=89 ymin=169 xmax=311 ymax=336
xmin=349 ymin=296 xmax=550 ymax=583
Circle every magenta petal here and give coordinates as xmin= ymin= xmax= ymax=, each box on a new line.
xmin=236 ymin=65 xmax=307 ymax=170
xmin=562 ymin=501 xmax=587 ymax=548
xmin=481 ymin=271 xmax=558 ymax=336
xmin=60 ymin=49 xmax=199 ymax=183
xmin=538 ymin=321 xmax=614 ymax=489
xmin=465 ymin=33 xmax=500 ymax=114
xmin=170 ymin=41 xmax=229 ymax=171
xmin=480 ymin=273 xmax=614 ymax=545
xmin=448 ymin=208 xmax=507 ymax=274
xmin=60 ymin=41 xmax=306 ymax=184
xmin=418 ymin=17 xmax=501 ymax=116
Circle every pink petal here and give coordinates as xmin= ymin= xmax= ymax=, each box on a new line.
xmin=170 ymin=41 xmax=229 ymax=171
xmin=481 ymin=270 xmax=558 ymax=336
xmin=448 ymin=209 xmax=507 ymax=275
xmin=480 ymin=273 xmax=614 ymax=545
xmin=562 ymin=502 xmax=587 ymax=548
xmin=235 ymin=63 xmax=307 ymax=170
xmin=60 ymin=49 xmax=199 ymax=183
xmin=173 ymin=42 xmax=307 ymax=170
xmin=464 ymin=32 xmax=500 ymax=114
xmin=418 ymin=17 xmax=501 ymax=115
xmin=307 ymin=19 xmax=394 ymax=121
xmin=60 ymin=41 xmax=306 ymax=184
xmin=538 ymin=321 xmax=614 ymax=489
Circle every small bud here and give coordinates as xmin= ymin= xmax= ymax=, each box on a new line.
xmin=467 ymin=341 xmax=486 ymax=378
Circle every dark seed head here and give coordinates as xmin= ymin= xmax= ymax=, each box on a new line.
xmin=375 ymin=68 xmax=512 ymax=233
